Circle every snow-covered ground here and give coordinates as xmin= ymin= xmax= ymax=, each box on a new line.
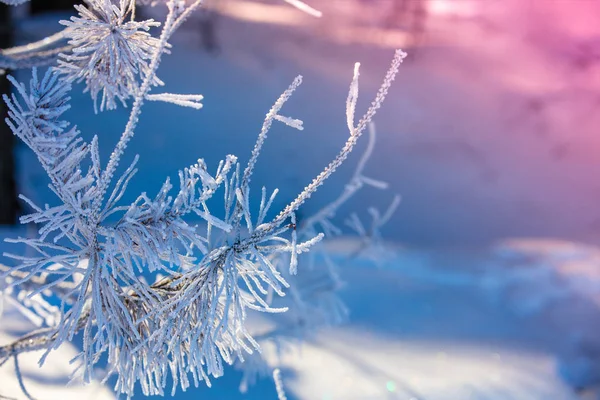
xmin=3 ymin=237 xmax=598 ymax=399
xmin=0 ymin=307 xmax=115 ymax=400
xmin=3 ymin=0 xmax=600 ymax=398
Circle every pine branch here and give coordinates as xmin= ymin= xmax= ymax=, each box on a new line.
xmin=0 ymin=0 xmax=405 ymax=395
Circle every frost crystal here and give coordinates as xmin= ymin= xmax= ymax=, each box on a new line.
xmin=57 ymin=0 xmax=162 ymax=112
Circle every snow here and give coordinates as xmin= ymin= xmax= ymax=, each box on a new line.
xmin=165 ymin=237 xmax=599 ymax=399
xmin=3 ymin=0 xmax=600 ymax=398
xmin=4 ymin=236 xmax=592 ymax=399
xmin=0 ymin=305 xmax=115 ymax=400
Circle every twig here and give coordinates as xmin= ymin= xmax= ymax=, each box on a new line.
xmin=14 ymin=355 xmax=36 ymax=400
xmin=273 ymin=368 xmax=288 ymax=400
xmin=0 ymin=310 xmax=90 ymax=361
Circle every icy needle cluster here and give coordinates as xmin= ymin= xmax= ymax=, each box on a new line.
xmin=0 ymin=0 xmax=405 ymax=397
xmin=57 ymin=0 xmax=162 ymax=112
xmin=0 ymin=0 xmax=322 ymax=71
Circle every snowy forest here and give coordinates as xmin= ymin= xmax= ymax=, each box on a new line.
xmin=1 ymin=0 xmax=600 ymax=399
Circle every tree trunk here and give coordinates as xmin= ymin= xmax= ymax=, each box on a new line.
xmin=0 ymin=4 xmax=19 ymax=225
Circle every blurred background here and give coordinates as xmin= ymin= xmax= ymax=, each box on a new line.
xmin=2 ymin=0 xmax=600 ymax=399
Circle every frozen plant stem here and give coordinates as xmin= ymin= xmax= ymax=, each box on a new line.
xmin=95 ymin=0 xmax=205 ymax=215
xmin=273 ymin=368 xmax=288 ymax=400
xmin=272 ymin=50 xmax=407 ymax=228
xmin=14 ymin=355 xmax=35 ymax=400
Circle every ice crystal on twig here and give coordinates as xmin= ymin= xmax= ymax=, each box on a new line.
xmin=57 ymin=0 xmax=162 ymax=112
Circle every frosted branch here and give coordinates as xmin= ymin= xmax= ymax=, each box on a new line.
xmin=283 ymin=0 xmax=322 ymax=18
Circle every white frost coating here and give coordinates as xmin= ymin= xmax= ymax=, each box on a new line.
xmin=290 ymin=212 xmax=298 ymax=274
xmin=272 ymin=50 xmax=407 ymax=228
xmin=57 ymin=0 xmax=163 ymax=112
xmin=146 ymin=92 xmax=204 ymax=109
xmin=273 ymin=368 xmax=288 ymax=400
xmin=274 ymin=114 xmax=304 ymax=130
xmin=283 ymin=0 xmax=323 ymax=18
xmin=0 ymin=0 xmax=405 ymax=397
xmin=346 ymin=62 xmax=360 ymax=133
